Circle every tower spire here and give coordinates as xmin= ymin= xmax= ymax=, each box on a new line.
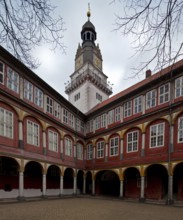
xmin=87 ymin=3 xmax=91 ymax=20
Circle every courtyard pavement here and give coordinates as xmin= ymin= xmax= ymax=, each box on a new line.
xmin=0 ymin=197 xmax=183 ymax=220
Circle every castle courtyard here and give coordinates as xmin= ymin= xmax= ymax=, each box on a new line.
xmin=0 ymin=197 xmax=182 ymax=220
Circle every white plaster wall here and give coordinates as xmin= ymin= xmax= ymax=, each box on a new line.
xmin=0 ymin=190 xmax=18 ymax=199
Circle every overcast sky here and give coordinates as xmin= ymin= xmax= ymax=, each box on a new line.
xmin=32 ymin=0 xmax=145 ymax=99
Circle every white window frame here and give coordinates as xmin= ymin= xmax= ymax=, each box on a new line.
xmin=134 ymin=96 xmax=142 ymax=114
xmin=68 ymin=112 xmax=74 ymax=128
xmin=87 ymin=144 xmax=93 ymax=160
xmin=0 ymin=107 xmax=13 ymax=139
xmin=65 ymin=137 xmax=72 ymax=156
xmin=48 ymin=130 xmax=58 ymax=152
xmin=175 ymin=76 xmax=183 ymax=98
xmin=96 ymin=141 xmax=104 ymax=158
xmin=34 ymin=87 xmax=43 ymax=108
xmin=124 ymin=101 xmax=132 ymax=118
xmin=108 ymin=109 xmax=114 ymax=125
xmin=95 ymin=116 xmax=101 ymax=130
xmin=115 ymin=106 xmax=121 ymax=122
xmin=159 ymin=83 xmax=170 ymax=104
xmin=178 ymin=116 xmax=183 ymax=143
xmin=7 ymin=67 xmax=19 ymax=93
xmin=146 ymin=89 xmax=156 ymax=109
xmin=0 ymin=62 xmax=4 ymax=84
xmin=150 ymin=123 xmax=164 ymax=148
xmin=63 ymin=108 xmax=68 ymax=124
xmin=24 ymin=80 xmax=33 ymax=101
xmin=46 ymin=96 xmax=53 ymax=114
xmin=27 ymin=120 xmax=39 ymax=146
xmin=110 ymin=137 xmax=119 ymax=156
xmin=101 ymin=114 xmax=106 ymax=128
xmin=54 ymin=102 xmax=61 ymax=119
xmin=127 ymin=131 xmax=138 ymax=153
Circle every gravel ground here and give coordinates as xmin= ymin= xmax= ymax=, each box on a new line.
xmin=0 ymin=197 xmax=182 ymax=220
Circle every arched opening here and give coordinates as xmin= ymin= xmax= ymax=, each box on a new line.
xmin=95 ymin=170 xmax=120 ymax=196
xmin=0 ymin=156 xmax=19 ymax=198
xmin=47 ymin=165 xmax=60 ymax=196
xmin=173 ymin=162 xmax=183 ymax=201
xmin=24 ymin=161 xmax=43 ymax=197
xmin=77 ymin=170 xmax=84 ymax=194
xmin=63 ymin=168 xmax=74 ymax=195
xmin=124 ymin=167 xmax=140 ymax=199
xmin=145 ymin=164 xmax=168 ymax=200
xmin=86 ymin=171 xmax=92 ymax=194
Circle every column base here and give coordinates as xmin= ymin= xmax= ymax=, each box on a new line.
xmin=139 ymin=197 xmax=146 ymax=203
xmin=166 ymin=199 xmax=174 ymax=205
xmin=17 ymin=196 xmax=25 ymax=201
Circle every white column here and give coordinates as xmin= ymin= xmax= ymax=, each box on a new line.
xmin=83 ymin=175 xmax=86 ymax=194
xmin=60 ymin=175 xmax=63 ymax=196
xmin=119 ymin=180 xmax=124 ymax=198
xmin=73 ymin=176 xmax=77 ymax=195
xmin=19 ymin=171 xmax=24 ymax=198
xmin=140 ymin=176 xmax=145 ymax=200
xmin=92 ymin=178 xmax=95 ymax=195
xmin=42 ymin=174 xmax=46 ymax=197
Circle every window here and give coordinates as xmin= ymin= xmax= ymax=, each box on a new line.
xmin=115 ymin=107 xmax=121 ymax=122
xmin=27 ymin=120 xmax=39 ymax=146
xmin=110 ymin=137 xmax=119 ymax=156
xmin=74 ymin=93 xmax=80 ymax=102
xmin=0 ymin=107 xmax=13 ymax=138
xmin=65 ymin=137 xmax=72 ymax=156
xmin=127 ymin=131 xmax=138 ymax=152
xmin=7 ymin=67 xmax=19 ymax=93
xmin=101 ymin=114 xmax=106 ymax=128
xmin=48 ymin=130 xmax=58 ymax=152
xmin=34 ymin=87 xmax=43 ymax=107
xmin=150 ymin=123 xmax=164 ymax=147
xmin=68 ymin=112 xmax=74 ymax=128
xmin=0 ymin=62 xmax=4 ymax=84
xmin=95 ymin=116 xmax=101 ymax=130
xmin=77 ymin=143 xmax=83 ymax=160
xmin=54 ymin=102 xmax=61 ymax=119
xmin=63 ymin=108 xmax=68 ymax=124
xmin=134 ymin=96 xmax=142 ymax=114
xmin=175 ymin=76 xmax=183 ymax=98
xmin=96 ymin=141 xmax=104 ymax=158
xmin=178 ymin=117 xmax=183 ymax=143
xmin=108 ymin=110 xmax=114 ymax=125
xmin=146 ymin=90 xmax=156 ymax=109
xmin=159 ymin=83 xmax=170 ymax=104
xmin=87 ymin=144 xmax=93 ymax=160
xmin=96 ymin=93 xmax=102 ymax=102
xmin=46 ymin=96 xmax=53 ymax=114
xmin=124 ymin=101 xmax=132 ymax=118
xmin=24 ymin=80 xmax=33 ymax=101
xmin=86 ymin=120 xmax=93 ymax=133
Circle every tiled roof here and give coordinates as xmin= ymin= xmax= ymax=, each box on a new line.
xmin=86 ymin=59 xmax=183 ymax=115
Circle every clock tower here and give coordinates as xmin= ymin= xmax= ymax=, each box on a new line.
xmin=65 ymin=7 xmax=112 ymax=113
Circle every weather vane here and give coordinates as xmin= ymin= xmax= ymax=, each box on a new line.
xmin=87 ymin=3 xmax=91 ymax=20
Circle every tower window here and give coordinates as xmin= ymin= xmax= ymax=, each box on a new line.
xmin=74 ymin=93 xmax=80 ymax=102
xmin=96 ymin=93 xmax=102 ymax=102
xmin=87 ymin=32 xmax=91 ymax=40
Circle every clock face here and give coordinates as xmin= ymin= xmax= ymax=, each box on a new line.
xmin=94 ymin=55 xmax=102 ymax=70
xmin=75 ymin=56 xmax=83 ymax=70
